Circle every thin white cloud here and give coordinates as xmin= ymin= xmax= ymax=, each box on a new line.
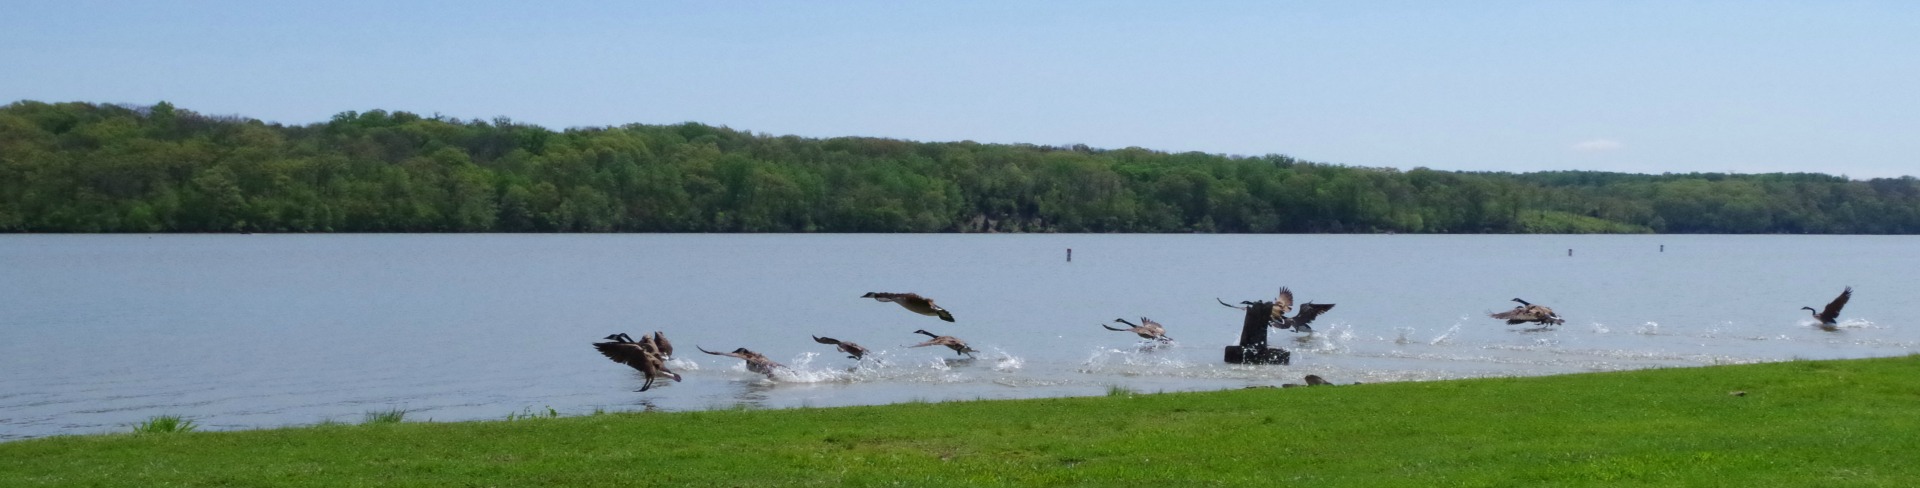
xmin=1571 ymin=139 xmax=1622 ymax=152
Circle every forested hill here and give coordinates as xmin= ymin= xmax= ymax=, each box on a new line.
xmin=3 ymin=100 xmax=1917 ymax=234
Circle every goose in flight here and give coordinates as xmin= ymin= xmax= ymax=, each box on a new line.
xmin=605 ymin=331 xmax=675 ymax=359
xmin=1218 ymin=287 xmax=1336 ymax=333
xmin=1269 ymin=287 xmax=1336 ymax=333
xmin=909 ymin=329 xmax=976 ymax=358
xmin=697 ymin=345 xmax=784 ymax=378
xmin=1802 ymin=286 xmax=1852 ymax=331
xmin=1490 ymin=298 xmax=1565 ymax=326
xmin=862 ymin=292 xmax=956 ymax=322
xmin=1102 ymin=317 xmax=1172 ymax=342
xmin=593 ymin=335 xmax=681 ymax=392
xmin=812 ymin=335 xmax=870 ymax=360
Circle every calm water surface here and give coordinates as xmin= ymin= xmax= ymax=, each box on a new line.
xmin=3 ymin=234 xmax=1916 ymax=440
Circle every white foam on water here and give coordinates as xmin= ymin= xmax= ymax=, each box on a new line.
xmin=1431 ymin=323 xmax=1462 ymax=345
xmin=1835 ymin=318 xmax=1878 ymax=329
xmin=985 ymin=347 xmax=1025 ymax=372
xmin=665 ymin=358 xmax=700 ymax=371
xmin=1391 ymin=326 xmax=1417 ymax=345
xmin=1290 ymin=322 xmax=1352 ymax=354
xmin=1635 ymin=322 xmax=1661 ymax=335
xmin=772 ymin=352 xmax=844 ymax=384
xmin=1077 ymin=345 xmax=1193 ymax=374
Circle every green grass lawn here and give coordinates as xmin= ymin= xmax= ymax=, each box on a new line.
xmin=5 ymin=356 xmax=1918 ymax=487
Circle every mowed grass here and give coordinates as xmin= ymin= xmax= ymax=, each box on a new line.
xmin=4 ymin=356 xmax=1918 ymax=487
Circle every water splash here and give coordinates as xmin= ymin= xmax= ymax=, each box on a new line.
xmin=664 ymin=358 xmax=700 ymax=371
xmin=771 ymin=352 xmax=846 ymax=384
xmin=1291 ymin=322 xmax=1352 ymax=354
xmin=1078 ymin=346 xmax=1192 ymax=374
xmin=1431 ymin=323 xmax=1462 ymax=345
xmin=1834 ymin=318 xmax=1877 ymax=329
xmin=1634 ymin=322 xmax=1661 ymax=335
xmin=1589 ymin=322 xmax=1610 ymax=334
xmin=1392 ymin=327 xmax=1416 ymax=345
xmin=984 ymin=347 xmax=1025 ymax=372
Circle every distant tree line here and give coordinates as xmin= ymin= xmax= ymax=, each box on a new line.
xmin=2 ymin=100 xmax=1917 ymax=234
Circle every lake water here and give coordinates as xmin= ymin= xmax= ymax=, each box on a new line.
xmin=2 ymin=234 xmax=1915 ymax=440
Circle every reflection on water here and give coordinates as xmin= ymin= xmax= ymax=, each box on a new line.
xmin=2 ymin=234 xmax=1917 ymax=440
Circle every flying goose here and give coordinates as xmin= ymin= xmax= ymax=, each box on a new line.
xmin=812 ymin=335 xmax=870 ymax=360
xmin=697 ymin=345 xmax=784 ymax=378
xmin=909 ymin=329 xmax=976 ymax=357
xmin=648 ymin=331 xmax=674 ymax=359
xmin=1271 ymin=287 xmax=1295 ymax=323
xmin=1279 ymin=302 xmax=1337 ymax=333
xmin=862 ymin=292 xmax=956 ymax=322
xmin=1217 ymin=287 xmax=1335 ymax=333
xmin=605 ymin=331 xmax=675 ymax=359
xmin=1802 ymin=286 xmax=1852 ymax=331
xmin=1269 ymin=287 xmax=1337 ymax=333
xmin=593 ymin=336 xmax=681 ymax=392
xmin=1102 ymin=317 xmax=1172 ymax=342
xmin=1490 ymin=298 xmax=1564 ymax=326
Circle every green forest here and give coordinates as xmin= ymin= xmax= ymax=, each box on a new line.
xmin=3 ymin=100 xmax=1917 ymax=233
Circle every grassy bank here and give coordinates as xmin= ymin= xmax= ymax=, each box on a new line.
xmin=5 ymin=356 xmax=1918 ymax=486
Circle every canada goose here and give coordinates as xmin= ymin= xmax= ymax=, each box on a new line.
xmin=697 ymin=345 xmax=784 ymax=378
xmin=606 ymin=331 xmax=675 ymax=359
xmin=862 ymin=292 xmax=956 ymax=322
xmin=1219 ymin=287 xmax=1295 ymax=315
xmin=1219 ymin=287 xmax=1335 ymax=333
xmin=1279 ymin=302 xmax=1336 ymax=333
xmin=649 ymin=331 xmax=674 ymax=359
xmin=909 ymin=329 xmax=976 ymax=357
xmin=812 ymin=335 xmax=870 ymax=359
xmin=1271 ymin=287 xmax=1295 ymax=322
xmin=1275 ymin=288 xmax=1339 ymax=332
xmin=1102 ymin=317 xmax=1172 ymax=342
xmin=593 ymin=338 xmax=682 ymax=392
xmin=1490 ymin=298 xmax=1565 ymax=326
xmin=1802 ymin=286 xmax=1852 ymax=331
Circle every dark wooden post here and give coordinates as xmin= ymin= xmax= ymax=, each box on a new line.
xmin=1224 ymin=300 xmax=1290 ymax=365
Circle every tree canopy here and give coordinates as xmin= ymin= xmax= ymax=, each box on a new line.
xmin=3 ymin=100 xmax=1916 ymax=233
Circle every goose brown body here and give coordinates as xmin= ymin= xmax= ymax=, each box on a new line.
xmin=862 ymin=292 xmax=956 ymax=322
xmin=594 ymin=333 xmax=682 ymax=391
xmin=1279 ymin=302 xmax=1336 ymax=333
xmin=1216 ymin=286 xmax=1336 ymax=333
xmin=1802 ymin=286 xmax=1852 ymax=330
xmin=697 ymin=345 xmax=784 ymax=378
xmin=1490 ymin=298 xmax=1565 ymax=326
xmin=1102 ymin=317 xmax=1172 ymax=342
xmin=812 ymin=335 xmax=870 ymax=359
xmin=909 ymin=329 xmax=976 ymax=357
xmin=1268 ymin=287 xmax=1336 ymax=332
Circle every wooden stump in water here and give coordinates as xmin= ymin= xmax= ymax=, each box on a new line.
xmin=1224 ymin=300 xmax=1291 ymax=365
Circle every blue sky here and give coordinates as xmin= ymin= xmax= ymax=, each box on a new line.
xmin=4 ymin=1 xmax=1916 ymax=177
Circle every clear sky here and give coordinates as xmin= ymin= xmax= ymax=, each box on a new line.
xmin=4 ymin=1 xmax=1916 ymax=177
